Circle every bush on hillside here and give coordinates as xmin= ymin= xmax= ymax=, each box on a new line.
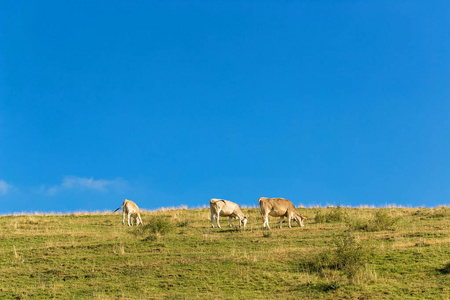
xmin=314 ymin=206 xmax=346 ymax=223
xmin=133 ymin=215 xmax=175 ymax=240
xmin=302 ymin=231 xmax=374 ymax=281
xmin=346 ymin=210 xmax=397 ymax=232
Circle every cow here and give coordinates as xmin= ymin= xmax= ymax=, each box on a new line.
xmin=114 ymin=199 xmax=143 ymax=226
xmin=210 ymin=198 xmax=248 ymax=228
xmin=258 ymin=197 xmax=306 ymax=229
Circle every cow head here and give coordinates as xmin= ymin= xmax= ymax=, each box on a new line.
xmin=294 ymin=215 xmax=305 ymax=227
xmin=241 ymin=216 xmax=248 ymax=227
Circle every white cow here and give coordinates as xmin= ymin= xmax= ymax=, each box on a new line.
xmin=258 ymin=197 xmax=306 ymax=229
xmin=114 ymin=199 xmax=143 ymax=226
xmin=210 ymin=198 xmax=248 ymax=228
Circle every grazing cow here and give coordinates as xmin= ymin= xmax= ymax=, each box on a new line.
xmin=114 ymin=199 xmax=143 ymax=226
xmin=210 ymin=198 xmax=248 ymax=228
xmin=258 ymin=197 xmax=305 ymax=229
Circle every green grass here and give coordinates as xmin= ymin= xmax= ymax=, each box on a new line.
xmin=0 ymin=207 xmax=449 ymax=299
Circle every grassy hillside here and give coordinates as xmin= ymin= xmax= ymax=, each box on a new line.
xmin=0 ymin=206 xmax=449 ymax=299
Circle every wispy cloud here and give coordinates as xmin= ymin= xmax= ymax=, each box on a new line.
xmin=44 ymin=176 xmax=127 ymax=196
xmin=0 ymin=180 xmax=12 ymax=195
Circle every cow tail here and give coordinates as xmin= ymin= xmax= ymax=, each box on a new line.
xmin=258 ymin=199 xmax=265 ymax=221
xmin=113 ymin=205 xmax=124 ymax=213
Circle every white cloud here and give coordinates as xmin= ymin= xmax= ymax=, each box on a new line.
xmin=0 ymin=180 xmax=11 ymax=195
xmin=45 ymin=176 xmax=127 ymax=195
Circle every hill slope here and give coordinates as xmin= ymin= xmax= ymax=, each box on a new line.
xmin=0 ymin=206 xmax=449 ymax=299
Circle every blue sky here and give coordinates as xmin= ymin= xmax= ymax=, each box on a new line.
xmin=1 ymin=1 xmax=449 ymax=213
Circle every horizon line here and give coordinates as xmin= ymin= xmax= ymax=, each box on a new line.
xmin=0 ymin=204 xmax=448 ymax=216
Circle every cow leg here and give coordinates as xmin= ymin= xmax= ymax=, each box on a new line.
xmin=229 ymin=217 xmax=233 ymax=228
xmin=288 ymin=215 xmax=292 ymax=228
xmin=279 ymin=217 xmax=284 ymax=228
xmin=127 ymin=213 xmax=131 ymax=226
xmin=216 ymin=213 xmax=221 ymax=228
xmin=122 ymin=211 xmax=125 ymax=226
xmin=211 ymin=212 xmax=215 ymax=228
xmin=137 ymin=213 xmax=143 ymax=226
xmin=264 ymin=214 xmax=271 ymax=229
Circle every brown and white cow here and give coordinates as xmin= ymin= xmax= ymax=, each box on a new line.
xmin=258 ymin=197 xmax=305 ymax=229
xmin=210 ymin=198 xmax=248 ymax=228
xmin=114 ymin=199 xmax=143 ymax=226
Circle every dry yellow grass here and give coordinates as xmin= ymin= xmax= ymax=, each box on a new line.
xmin=0 ymin=206 xmax=449 ymax=299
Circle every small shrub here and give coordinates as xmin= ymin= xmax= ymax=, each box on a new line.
xmin=302 ymin=232 xmax=374 ymax=281
xmin=327 ymin=206 xmax=345 ymax=222
xmin=134 ymin=215 xmax=175 ymax=239
xmin=346 ymin=210 xmax=397 ymax=232
xmin=147 ymin=216 xmax=175 ymax=235
xmin=314 ymin=209 xmax=327 ymax=223
xmin=314 ymin=206 xmax=345 ymax=224
xmin=333 ymin=232 xmax=373 ymax=278
xmin=372 ymin=210 xmax=397 ymax=231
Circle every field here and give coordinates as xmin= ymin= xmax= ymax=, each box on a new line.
xmin=0 ymin=206 xmax=449 ymax=299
